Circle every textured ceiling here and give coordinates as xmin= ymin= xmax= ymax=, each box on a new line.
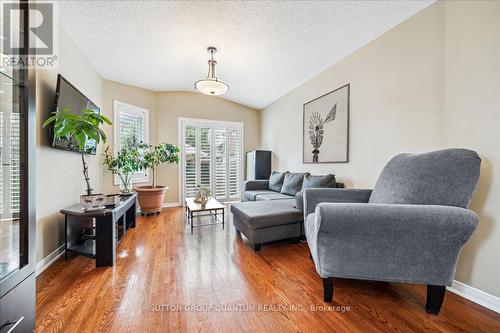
xmin=59 ymin=0 xmax=434 ymax=109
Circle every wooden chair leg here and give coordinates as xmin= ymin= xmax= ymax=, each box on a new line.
xmin=322 ymin=277 xmax=334 ymax=302
xmin=426 ymin=285 xmax=446 ymax=315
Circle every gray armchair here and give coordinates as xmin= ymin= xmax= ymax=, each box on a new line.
xmin=304 ymin=149 xmax=480 ymax=315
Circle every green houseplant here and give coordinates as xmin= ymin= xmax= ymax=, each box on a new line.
xmin=135 ymin=142 xmax=179 ymax=215
xmin=43 ymin=108 xmax=112 ymax=210
xmin=103 ymin=136 xmax=142 ymax=194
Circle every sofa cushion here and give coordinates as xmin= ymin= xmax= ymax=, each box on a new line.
xmin=268 ymin=171 xmax=286 ymax=192
xmin=281 ymin=172 xmax=310 ymax=196
xmin=245 ymin=190 xmax=276 ymax=201
xmin=302 ymin=174 xmax=336 ymax=189
xmin=255 ymin=193 xmax=294 ymax=201
xmin=230 ymin=200 xmax=303 ymax=229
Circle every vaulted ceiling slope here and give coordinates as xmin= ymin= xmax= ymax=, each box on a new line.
xmin=59 ymin=1 xmax=434 ymax=109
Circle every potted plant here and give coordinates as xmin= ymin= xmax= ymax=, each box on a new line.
xmin=43 ymin=108 xmax=112 ymax=210
xmin=135 ymin=142 xmax=179 ymax=214
xmin=103 ymin=136 xmax=141 ymax=194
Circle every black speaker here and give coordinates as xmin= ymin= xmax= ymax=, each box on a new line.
xmin=246 ymin=150 xmax=272 ymax=180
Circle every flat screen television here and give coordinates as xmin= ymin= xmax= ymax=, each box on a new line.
xmin=50 ymin=74 xmax=100 ymax=155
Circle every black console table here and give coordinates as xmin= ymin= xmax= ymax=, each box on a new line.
xmin=60 ymin=193 xmax=137 ymax=267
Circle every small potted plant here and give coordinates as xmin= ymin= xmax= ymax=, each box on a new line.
xmin=43 ymin=108 xmax=112 ymax=210
xmin=135 ymin=142 xmax=179 ymax=215
xmin=103 ymin=136 xmax=141 ymax=194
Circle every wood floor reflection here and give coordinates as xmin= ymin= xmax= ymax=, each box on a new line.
xmin=36 ymin=206 xmax=500 ymax=332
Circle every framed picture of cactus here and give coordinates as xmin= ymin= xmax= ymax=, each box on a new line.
xmin=303 ymin=84 xmax=350 ymax=163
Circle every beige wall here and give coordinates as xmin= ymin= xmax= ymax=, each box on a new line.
xmin=36 ymin=28 xmax=103 ymax=263
xmin=261 ymin=1 xmax=444 ymax=188
xmin=443 ymin=1 xmax=500 ymax=297
xmin=261 ymin=0 xmax=500 ymax=297
xmin=155 ymin=92 xmax=260 ymax=203
xmin=101 ymin=80 xmax=158 ymax=194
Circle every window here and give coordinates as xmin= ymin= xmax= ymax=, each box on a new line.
xmin=180 ymin=118 xmax=243 ymax=203
xmin=113 ymin=100 xmax=149 ymax=184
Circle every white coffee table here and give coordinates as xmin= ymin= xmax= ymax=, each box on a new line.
xmin=185 ymin=198 xmax=225 ymax=234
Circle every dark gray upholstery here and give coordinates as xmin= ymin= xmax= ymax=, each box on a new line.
xmin=268 ymin=171 xmax=286 ymax=192
xmin=302 ymin=174 xmax=336 ymax=189
xmin=244 ymin=190 xmax=276 ymax=201
xmin=231 ymin=199 xmax=302 ymax=229
xmin=304 ymin=149 xmax=480 ymax=295
xmin=306 ymin=203 xmax=477 ymax=285
xmin=303 ymin=188 xmax=372 ymax=218
xmin=243 ymin=180 xmax=269 ymax=191
xmin=281 ymin=172 xmax=310 ymax=196
xmin=369 ymin=149 xmax=481 ymax=208
xmin=255 ymin=193 xmax=294 ymax=201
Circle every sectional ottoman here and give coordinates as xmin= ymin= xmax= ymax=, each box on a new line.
xmin=231 ymin=171 xmax=342 ymax=252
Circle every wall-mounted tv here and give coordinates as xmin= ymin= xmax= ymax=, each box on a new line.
xmin=50 ymin=74 xmax=100 ymax=155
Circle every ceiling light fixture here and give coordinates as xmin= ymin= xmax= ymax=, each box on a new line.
xmin=194 ymin=46 xmax=229 ymax=96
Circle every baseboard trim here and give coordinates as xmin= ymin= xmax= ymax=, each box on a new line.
xmin=36 ymin=244 xmax=65 ymax=276
xmin=448 ymin=280 xmax=500 ymax=313
xmin=163 ymin=202 xmax=181 ymax=208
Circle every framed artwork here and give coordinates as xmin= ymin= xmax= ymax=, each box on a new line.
xmin=303 ymin=83 xmax=350 ymax=163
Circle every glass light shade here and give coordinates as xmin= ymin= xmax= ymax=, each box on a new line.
xmin=195 ymin=78 xmax=229 ymax=96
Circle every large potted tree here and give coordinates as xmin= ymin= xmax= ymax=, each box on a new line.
xmin=135 ymin=142 xmax=179 ymax=215
xmin=43 ymin=108 xmax=112 ymax=210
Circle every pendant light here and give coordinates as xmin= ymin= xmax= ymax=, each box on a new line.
xmin=194 ymin=46 xmax=229 ymax=96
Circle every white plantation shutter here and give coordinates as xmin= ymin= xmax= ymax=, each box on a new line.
xmin=227 ymin=128 xmax=241 ymax=199
xmin=0 ymin=105 xmax=20 ymax=216
xmin=113 ymin=100 xmax=149 ymax=184
xmin=184 ymin=125 xmax=197 ymax=198
xmin=9 ymin=112 xmax=20 ymax=213
xmin=181 ymin=119 xmax=243 ymax=203
xmin=214 ymin=128 xmax=227 ymax=199
xmin=199 ymin=127 xmax=212 ymax=190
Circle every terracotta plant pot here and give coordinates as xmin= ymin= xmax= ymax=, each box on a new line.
xmin=134 ymin=185 xmax=168 ymax=214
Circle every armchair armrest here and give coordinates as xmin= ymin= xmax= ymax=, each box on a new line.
xmin=303 ymin=188 xmax=372 ymax=218
xmin=308 ymin=203 xmax=478 ymax=285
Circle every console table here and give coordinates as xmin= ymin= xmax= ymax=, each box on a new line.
xmin=60 ymin=193 xmax=137 ymax=267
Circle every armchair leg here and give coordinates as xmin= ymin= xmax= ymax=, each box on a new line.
xmin=322 ymin=277 xmax=334 ymax=302
xmin=426 ymin=285 xmax=446 ymax=315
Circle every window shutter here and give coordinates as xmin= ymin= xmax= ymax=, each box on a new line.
xmin=227 ymin=127 xmax=241 ymax=199
xmin=214 ymin=128 xmax=227 ymax=199
xmin=184 ymin=125 xmax=197 ymax=198
xmin=113 ymin=101 xmax=149 ymax=184
xmin=181 ymin=120 xmax=242 ymax=203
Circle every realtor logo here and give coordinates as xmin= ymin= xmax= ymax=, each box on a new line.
xmin=1 ymin=0 xmax=58 ymax=68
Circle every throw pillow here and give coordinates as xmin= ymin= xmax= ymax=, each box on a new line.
xmin=268 ymin=171 xmax=287 ymax=192
xmin=281 ymin=172 xmax=310 ymax=196
xmin=302 ymin=174 xmax=336 ymax=189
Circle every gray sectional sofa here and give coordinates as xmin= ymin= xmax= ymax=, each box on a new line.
xmin=231 ymin=171 xmax=343 ymax=251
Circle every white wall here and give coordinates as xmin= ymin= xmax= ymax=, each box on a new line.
xmin=261 ymin=0 xmax=500 ymax=298
xmin=36 ymin=28 xmax=103 ymax=262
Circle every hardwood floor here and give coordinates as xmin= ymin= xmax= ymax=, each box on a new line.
xmin=36 ymin=207 xmax=500 ymax=333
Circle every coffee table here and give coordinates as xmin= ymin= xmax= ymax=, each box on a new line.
xmin=185 ymin=197 xmax=225 ymax=234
